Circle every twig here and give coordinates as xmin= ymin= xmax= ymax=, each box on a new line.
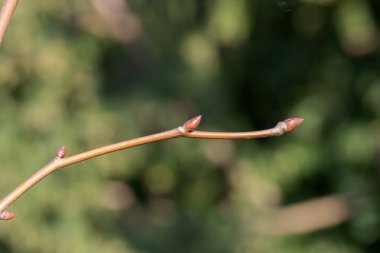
xmin=0 ymin=116 xmax=303 ymax=220
xmin=0 ymin=0 xmax=18 ymax=45
xmin=260 ymin=195 xmax=349 ymax=235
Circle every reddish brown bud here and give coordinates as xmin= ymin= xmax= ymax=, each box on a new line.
xmin=0 ymin=210 xmax=15 ymax=220
xmin=56 ymin=146 xmax=66 ymax=159
xmin=283 ymin=118 xmax=304 ymax=132
xmin=182 ymin=115 xmax=202 ymax=132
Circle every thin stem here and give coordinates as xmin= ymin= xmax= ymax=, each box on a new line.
xmin=0 ymin=116 xmax=303 ymax=220
xmin=184 ymin=126 xmax=284 ymax=139
xmin=0 ymin=0 xmax=18 ymax=44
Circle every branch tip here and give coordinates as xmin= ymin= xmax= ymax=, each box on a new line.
xmin=282 ymin=118 xmax=304 ymax=132
xmin=182 ymin=115 xmax=202 ymax=132
xmin=56 ymin=146 xmax=66 ymax=159
xmin=0 ymin=210 xmax=15 ymax=220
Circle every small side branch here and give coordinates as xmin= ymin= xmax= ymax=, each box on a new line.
xmin=183 ymin=117 xmax=303 ymax=139
xmin=0 ymin=116 xmax=303 ymax=220
xmin=0 ymin=0 xmax=18 ymax=44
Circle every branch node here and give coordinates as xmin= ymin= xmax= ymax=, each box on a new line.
xmin=275 ymin=122 xmax=287 ymax=136
xmin=178 ymin=126 xmax=187 ymax=135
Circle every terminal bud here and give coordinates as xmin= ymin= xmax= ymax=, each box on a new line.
xmin=283 ymin=118 xmax=304 ymax=132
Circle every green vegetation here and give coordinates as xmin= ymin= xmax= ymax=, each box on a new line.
xmin=0 ymin=0 xmax=379 ymax=252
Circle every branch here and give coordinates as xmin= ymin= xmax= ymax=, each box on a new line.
xmin=0 ymin=0 xmax=18 ymax=45
xmin=260 ymin=195 xmax=349 ymax=235
xmin=0 ymin=116 xmax=303 ymax=220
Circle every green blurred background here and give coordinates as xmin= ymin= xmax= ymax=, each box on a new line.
xmin=0 ymin=0 xmax=379 ymax=252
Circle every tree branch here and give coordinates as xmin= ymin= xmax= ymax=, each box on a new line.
xmin=0 ymin=116 xmax=303 ymax=220
xmin=0 ymin=0 xmax=18 ymax=45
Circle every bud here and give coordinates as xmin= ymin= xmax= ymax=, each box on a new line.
xmin=182 ymin=115 xmax=202 ymax=132
xmin=0 ymin=210 xmax=15 ymax=220
xmin=56 ymin=146 xmax=66 ymax=159
xmin=283 ymin=118 xmax=304 ymax=132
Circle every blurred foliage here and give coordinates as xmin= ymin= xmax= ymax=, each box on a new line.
xmin=0 ymin=0 xmax=380 ymax=252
